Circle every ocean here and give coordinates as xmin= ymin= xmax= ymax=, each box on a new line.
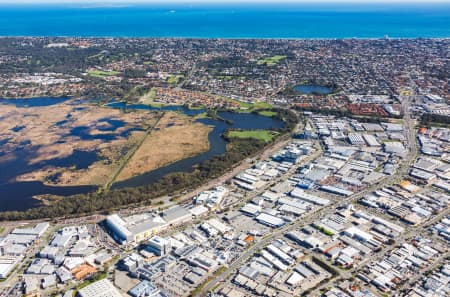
xmin=0 ymin=3 xmax=449 ymax=38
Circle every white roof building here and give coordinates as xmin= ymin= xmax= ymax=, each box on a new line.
xmin=363 ymin=134 xmax=381 ymax=147
xmin=106 ymin=213 xmax=168 ymax=245
xmin=78 ymin=279 xmax=122 ymax=297
xmin=194 ymin=186 xmax=228 ymax=208
xmin=0 ymin=255 xmax=23 ymax=279
xmin=290 ymin=188 xmax=331 ymax=205
xmin=344 ymin=226 xmax=373 ymax=242
xmin=256 ymin=213 xmax=285 ymax=228
xmin=12 ymin=223 xmax=50 ymax=238
xmin=348 ymin=133 xmax=366 ymax=145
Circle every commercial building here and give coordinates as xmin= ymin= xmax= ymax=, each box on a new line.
xmin=0 ymin=255 xmax=23 ymax=278
xmin=348 ymin=133 xmax=366 ymax=146
xmin=255 ymin=213 xmax=285 ymax=228
xmin=146 ymin=236 xmax=171 ymax=256
xmin=77 ymin=279 xmax=122 ymax=297
xmin=194 ymin=186 xmax=228 ymax=208
xmin=106 ymin=213 xmax=168 ymax=245
xmin=290 ymin=188 xmax=330 ymax=205
xmin=128 ymin=280 xmax=168 ymax=297
xmin=11 ymin=223 xmax=50 ymax=238
xmin=161 ymin=206 xmax=192 ymax=226
xmin=363 ymin=134 xmax=381 ymax=147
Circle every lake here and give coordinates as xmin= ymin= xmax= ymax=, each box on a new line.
xmin=294 ymin=85 xmax=333 ymax=95
xmin=0 ymin=97 xmax=283 ymax=211
xmin=110 ymin=105 xmax=284 ymax=189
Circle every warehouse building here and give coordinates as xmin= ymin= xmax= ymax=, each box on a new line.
xmin=106 ymin=214 xmax=168 ymax=245
xmin=348 ymin=133 xmax=366 ymax=146
xmin=78 ymin=279 xmax=122 ymax=297
xmin=363 ymin=134 xmax=381 ymax=147
xmin=290 ymin=188 xmax=330 ymax=205
xmin=255 ymin=213 xmax=285 ymax=228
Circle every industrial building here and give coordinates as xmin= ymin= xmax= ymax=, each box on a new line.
xmin=0 ymin=255 xmax=23 ymax=279
xmin=77 ymin=279 xmax=122 ymax=297
xmin=128 ymin=280 xmax=168 ymax=297
xmin=146 ymin=236 xmax=171 ymax=256
xmin=106 ymin=214 xmax=167 ymax=245
xmin=255 ymin=213 xmax=285 ymax=228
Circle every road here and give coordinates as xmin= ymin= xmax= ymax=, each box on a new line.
xmin=308 ymin=206 xmax=450 ymax=296
xmin=0 ymin=226 xmax=57 ymax=294
xmin=198 ymin=94 xmax=419 ymax=296
xmin=0 ymin=93 xmax=424 ymax=297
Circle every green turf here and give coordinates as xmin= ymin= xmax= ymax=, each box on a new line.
xmin=148 ymin=103 xmax=165 ymax=108
xmin=139 ymin=87 xmax=157 ymax=103
xmin=167 ymin=74 xmax=185 ymax=84
xmin=253 ymin=101 xmax=273 ymax=109
xmin=88 ymin=70 xmax=121 ymax=77
xmin=228 ymin=130 xmax=277 ymax=142
xmin=225 ymin=98 xmax=273 ymax=112
xmin=258 ymin=110 xmax=277 ymax=117
xmin=257 ymin=55 xmax=287 ymax=66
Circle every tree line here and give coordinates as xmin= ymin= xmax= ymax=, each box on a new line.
xmin=420 ymin=113 xmax=450 ymax=127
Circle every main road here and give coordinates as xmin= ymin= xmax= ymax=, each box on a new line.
xmin=198 ymin=94 xmax=418 ymax=296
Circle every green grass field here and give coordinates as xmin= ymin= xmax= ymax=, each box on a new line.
xmin=228 ymin=130 xmax=277 ymax=142
xmin=253 ymin=101 xmax=273 ymax=109
xmin=225 ymin=98 xmax=273 ymax=113
xmin=258 ymin=110 xmax=277 ymax=117
xmin=88 ymin=70 xmax=121 ymax=78
xmin=257 ymin=55 xmax=287 ymax=66
xmin=139 ymin=87 xmax=159 ymax=105
xmin=167 ymin=74 xmax=185 ymax=84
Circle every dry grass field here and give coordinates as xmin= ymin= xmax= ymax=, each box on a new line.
xmin=117 ymin=112 xmax=211 ymax=181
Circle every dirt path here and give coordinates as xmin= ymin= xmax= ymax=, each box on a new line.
xmin=103 ymin=112 xmax=164 ymax=190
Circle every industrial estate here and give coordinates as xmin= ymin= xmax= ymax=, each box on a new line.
xmin=0 ymin=37 xmax=449 ymax=297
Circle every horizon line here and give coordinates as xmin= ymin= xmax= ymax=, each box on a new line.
xmin=1 ymin=0 xmax=450 ymax=4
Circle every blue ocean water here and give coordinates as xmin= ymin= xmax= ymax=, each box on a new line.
xmin=0 ymin=3 xmax=449 ymax=38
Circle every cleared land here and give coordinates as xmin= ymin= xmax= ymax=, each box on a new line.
xmin=116 ymin=112 xmax=212 ymax=181
xmin=227 ymin=130 xmax=277 ymax=142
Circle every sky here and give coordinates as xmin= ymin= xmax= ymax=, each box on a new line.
xmin=1 ymin=0 xmax=449 ymax=3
